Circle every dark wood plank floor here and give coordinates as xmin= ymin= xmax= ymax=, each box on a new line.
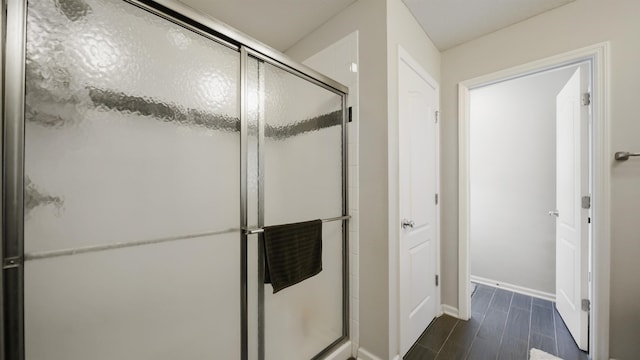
xmin=404 ymin=284 xmax=588 ymax=360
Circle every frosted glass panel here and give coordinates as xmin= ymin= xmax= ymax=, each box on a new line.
xmin=23 ymin=0 xmax=240 ymax=358
xmin=262 ymin=63 xmax=344 ymax=360
xmin=263 ymin=64 xmax=343 ymax=224
xmin=264 ymin=222 xmax=343 ymax=360
xmin=24 ymin=0 xmax=239 ymax=252
xmin=24 ymin=233 xmax=239 ymax=360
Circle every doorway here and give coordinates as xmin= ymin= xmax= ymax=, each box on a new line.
xmin=468 ymin=63 xmax=588 ymax=350
xmin=457 ymin=43 xmax=611 ymax=357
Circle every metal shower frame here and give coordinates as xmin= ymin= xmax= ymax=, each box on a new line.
xmin=1 ymin=0 xmax=350 ymax=359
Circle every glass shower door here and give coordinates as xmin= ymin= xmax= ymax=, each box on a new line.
xmin=22 ymin=0 xmax=241 ymax=359
xmin=259 ymin=61 xmax=346 ymax=360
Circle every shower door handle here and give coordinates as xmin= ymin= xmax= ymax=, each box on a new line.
xmin=401 ymin=219 xmax=415 ymax=229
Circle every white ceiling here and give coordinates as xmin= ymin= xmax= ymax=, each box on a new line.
xmin=402 ymin=0 xmax=576 ymax=50
xmin=177 ymin=0 xmax=358 ymax=52
xmin=177 ymin=0 xmax=575 ymax=53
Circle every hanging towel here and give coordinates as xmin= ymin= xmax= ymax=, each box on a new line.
xmin=263 ymin=219 xmax=322 ymax=293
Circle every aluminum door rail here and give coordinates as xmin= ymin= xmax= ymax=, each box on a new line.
xmin=21 ymin=228 xmax=238 ymax=261
xmin=16 ymin=215 xmax=352 ymax=261
xmin=243 ymin=215 xmax=351 ymax=235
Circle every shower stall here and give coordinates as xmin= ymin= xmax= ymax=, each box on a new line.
xmin=1 ymin=0 xmax=350 ymax=359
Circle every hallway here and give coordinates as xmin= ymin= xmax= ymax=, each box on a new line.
xmin=404 ymin=284 xmax=588 ymax=360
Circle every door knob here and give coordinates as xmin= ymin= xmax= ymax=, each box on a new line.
xmin=548 ymin=210 xmax=559 ymax=217
xmin=401 ymin=219 xmax=415 ymax=229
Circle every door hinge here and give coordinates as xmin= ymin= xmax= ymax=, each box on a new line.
xmin=435 ymin=275 xmax=439 ymax=287
xmin=581 ymin=299 xmax=591 ymax=312
xmin=3 ymin=256 xmax=21 ymax=270
xmin=582 ymin=195 xmax=591 ymax=209
xmin=435 ymin=193 xmax=438 ymax=205
xmin=582 ymin=92 xmax=591 ymax=106
xmin=348 ymin=106 xmax=353 ymax=122
xmin=435 ymin=110 xmax=439 ymax=123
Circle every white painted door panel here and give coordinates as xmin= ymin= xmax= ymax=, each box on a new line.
xmin=555 ymin=65 xmax=589 ymax=351
xmin=399 ymin=52 xmax=438 ymax=356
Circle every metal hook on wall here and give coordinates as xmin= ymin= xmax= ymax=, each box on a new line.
xmin=614 ymin=151 xmax=640 ymax=161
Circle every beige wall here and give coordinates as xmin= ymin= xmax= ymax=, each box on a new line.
xmin=287 ymin=0 xmax=390 ymax=357
xmin=287 ymin=0 xmax=440 ymax=358
xmin=440 ymin=0 xmax=640 ymax=358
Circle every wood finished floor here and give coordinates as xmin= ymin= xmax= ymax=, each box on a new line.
xmin=404 ymin=284 xmax=589 ymax=360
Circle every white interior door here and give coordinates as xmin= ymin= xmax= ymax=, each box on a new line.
xmin=554 ymin=65 xmax=589 ymax=351
xmin=399 ymin=50 xmax=439 ymax=356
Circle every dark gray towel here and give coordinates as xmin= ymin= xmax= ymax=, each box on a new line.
xmin=263 ymin=219 xmax=322 ymax=293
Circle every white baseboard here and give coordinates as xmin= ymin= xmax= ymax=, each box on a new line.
xmin=441 ymin=304 xmax=459 ymax=318
xmin=357 ymin=347 xmax=384 ymax=360
xmin=323 ymin=341 xmax=352 ymax=360
xmin=471 ymin=275 xmax=556 ymax=302
xmin=356 ymin=351 xmax=400 ymax=360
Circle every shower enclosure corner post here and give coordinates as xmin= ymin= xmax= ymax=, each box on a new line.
xmin=0 ymin=0 xmax=5 ymax=357
xmin=240 ymin=46 xmax=249 ymax=360
xmin=342 ymin=94 xmax=350 ymax=340
xmin=3 ymin=0 xmax=27 ymax=359
xmin=256 ymin=55 xmax=266 ymax=360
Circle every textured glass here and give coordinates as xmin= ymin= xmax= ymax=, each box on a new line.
xmin=23 ymin=0 xmax=240 ymax=358
xmin=262 ymin=63 xmax=344 ymax=359
xmin=24 ymin=233 xmax=239 ymax=360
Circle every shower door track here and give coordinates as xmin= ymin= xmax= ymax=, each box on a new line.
xmin=1 ymin=1 xmax=350 ymax=360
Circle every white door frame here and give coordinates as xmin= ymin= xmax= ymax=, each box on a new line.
xmin=457 ymin=42 xmax=610 ymax=359
xmin=394 ymin=45 xmax=441 ymax=358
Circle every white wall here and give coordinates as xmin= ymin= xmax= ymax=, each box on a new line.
xmin=469 ymin=67 xmax=575 ymax=295
xmin=440 ymin=1 xmax=640 ymax=358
